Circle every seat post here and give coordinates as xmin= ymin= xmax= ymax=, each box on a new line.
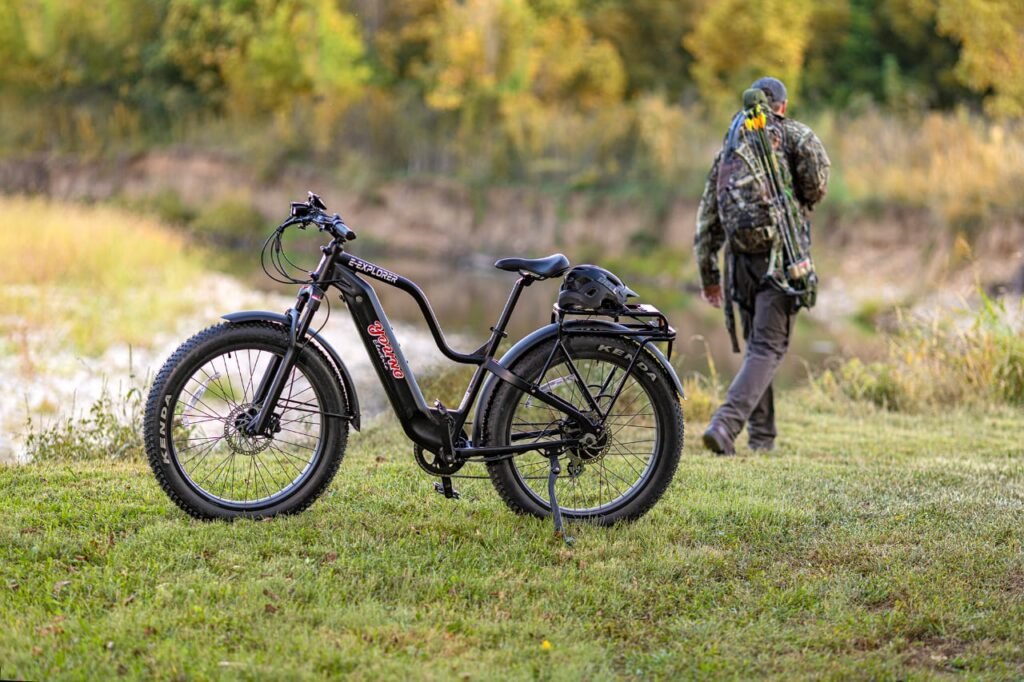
xmin=485 ymin=276 xmax=530 ymax=356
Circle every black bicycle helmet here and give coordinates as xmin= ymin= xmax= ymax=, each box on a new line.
xmin=557 ymin=265 xmax=637 ymax=312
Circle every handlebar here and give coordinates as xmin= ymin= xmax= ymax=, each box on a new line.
xmin=286 ymin=192 xmax=357 ymax=242
xmin=311 ymin=212 xmax=357 ymax=241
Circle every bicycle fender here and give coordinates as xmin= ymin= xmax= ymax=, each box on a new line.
xmin=471 ymin=320 xmax=683 ymax=445
xmin=221 ymin=310 xmax=361 ymax=431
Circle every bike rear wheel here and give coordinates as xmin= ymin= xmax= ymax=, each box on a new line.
xmin=144 ymin=322 xmax=348 ymax=520
xmin=481 ymin=334 xmax=683 ymax=525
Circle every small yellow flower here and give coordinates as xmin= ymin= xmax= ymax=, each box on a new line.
xmin=541 ymin=639 xmax=552 ymax=651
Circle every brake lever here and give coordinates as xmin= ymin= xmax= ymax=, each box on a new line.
xmin=276 ymin=215 xmax=309 ymax=232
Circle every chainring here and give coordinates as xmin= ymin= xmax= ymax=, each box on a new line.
xmin=413 ymin=444 xmax=464 ymax=476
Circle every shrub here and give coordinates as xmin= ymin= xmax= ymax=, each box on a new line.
xmin=821 ymin=294 xmax=1024 ymax=411
xmin=192 ymin=196 xmax=267 ymax=247
xmin=142 ymin=189 xmax=196 ymax=226
xmin=24 ymin=386 xmax=143 ymax=463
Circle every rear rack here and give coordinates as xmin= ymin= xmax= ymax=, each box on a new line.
xmin=552 ymin=302 xmax=676 ymax=359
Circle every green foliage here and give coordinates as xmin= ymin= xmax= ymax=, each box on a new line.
xmin=191 ymin=195 xmax=267 ymax=247
xmin=583 ymin=0 xmax=699 ymax=99
xmin=162 ymin=0 xmax=370 ymax=126
xmin=936 ymin=0 xmax=1024 ymax=118
xmin=802 ymin=0 xmax=972 ymax=111
xmin=826 ymin=357 xmax=906 ymax=409
xmin=393 ymin=0 xmax=630 ymax=179
xmin=684 ymin=0 xmax=815 ymax=111
xmin=120 ymin=189 xmax=196 ymax=226
xmin=24 ymin=386 xmax=143 ymax=463
xmin=0 ymin=0 xmax=1021 ymax=187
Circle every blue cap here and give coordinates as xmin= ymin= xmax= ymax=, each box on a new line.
xmin=751 ymin=77 xmax=788 ymax=104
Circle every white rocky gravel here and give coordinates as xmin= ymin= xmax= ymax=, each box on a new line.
xmin=0 ymin=273 xmax=453 ymax=463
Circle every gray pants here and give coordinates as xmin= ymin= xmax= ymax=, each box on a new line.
xmin=714 ymin=259 xmax=796 ymax=446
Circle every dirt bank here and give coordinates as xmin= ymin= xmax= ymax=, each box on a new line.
xmin=2 ymin=151 xmax=1021 ymax=302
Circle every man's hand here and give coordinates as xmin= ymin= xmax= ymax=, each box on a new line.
xmin=702 ymin=284 xmax=723 ymax=308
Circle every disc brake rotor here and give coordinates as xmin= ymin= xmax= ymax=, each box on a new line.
xmin=563 ymin=415 xmax=610 ymax=466
xmin=224 ymin=404 xmax=278 ymax=456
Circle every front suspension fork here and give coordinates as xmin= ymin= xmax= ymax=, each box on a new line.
xmin=246 ymin=289 xmax=322 ymax=436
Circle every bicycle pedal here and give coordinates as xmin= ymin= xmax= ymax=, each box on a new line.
xmin=433 ymin=479 xmax=460 ymax=500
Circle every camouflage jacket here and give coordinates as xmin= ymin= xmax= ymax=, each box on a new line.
xmin=694 ymin=114 xmax=830 ymax=288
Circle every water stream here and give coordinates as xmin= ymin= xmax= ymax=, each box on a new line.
xmin=0 ymin=251 xmax=856 ymax=463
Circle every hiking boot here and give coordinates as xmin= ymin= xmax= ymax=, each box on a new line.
xmin=702 ymin=424 xmax=736 ymax=456
xmin=748 ymin=440 xmax=776 ymax=453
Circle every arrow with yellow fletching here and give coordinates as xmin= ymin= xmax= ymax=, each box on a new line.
xmin=744 ymin=110 xmax=767 ymax=131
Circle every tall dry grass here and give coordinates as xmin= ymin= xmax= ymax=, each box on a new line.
xmin=818 ymin=294 xmax=1024 ymax=411
xmin=0 ymin=196 xmax=206 ymax=355
xmin=823 ymin=109 xmax=1024 ymax=229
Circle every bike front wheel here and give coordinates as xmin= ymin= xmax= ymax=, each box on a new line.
xmin=143 ymin=322 xmax=349 ymax=520
xmin=480 ymin=334 xmax=683 ymax=525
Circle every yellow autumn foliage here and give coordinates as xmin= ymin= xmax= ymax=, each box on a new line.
xmin=684 ymin=0 xmax=815 ymax=110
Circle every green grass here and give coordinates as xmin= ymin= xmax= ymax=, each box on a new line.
xmin=2 ymin=396 xmax=1023 ymax=680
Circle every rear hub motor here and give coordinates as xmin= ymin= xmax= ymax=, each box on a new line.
xmin=576 ymin=430 xmax=610 ymax=461
xmin=565 ymin=419 xmax=610 ymax=466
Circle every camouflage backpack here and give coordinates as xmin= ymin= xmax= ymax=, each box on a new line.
xmin=715 ymin=112 xmax=793 ymax=254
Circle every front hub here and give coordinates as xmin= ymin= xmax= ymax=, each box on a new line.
xmin=226 ymin=404 xmax=280 ymax=455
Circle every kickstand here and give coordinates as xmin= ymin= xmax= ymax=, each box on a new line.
xmin=547 ymin=452 xmax=574 ymax=546
xmin=433 ymin=476 xmax=460 ymax=500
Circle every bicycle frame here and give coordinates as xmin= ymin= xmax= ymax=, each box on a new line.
xmin=146 ymin=193 xmax=686 ymax=539
xmin=248 ymin=237 xmax=598 ymax=462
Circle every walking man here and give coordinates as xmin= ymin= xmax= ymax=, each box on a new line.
xmin=694 ymin=77 xmax=830 ymax=455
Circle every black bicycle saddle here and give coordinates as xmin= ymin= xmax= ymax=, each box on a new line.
xmin=494 ymin=253 xmax=570 ymax=279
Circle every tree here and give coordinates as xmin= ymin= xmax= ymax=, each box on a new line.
xmin=408 ymin=0 xmax=626 ymax=170
xmin=937 ymin=0 xmax=1024 ymax=117
xmin=583 ymin=0 xmax=703 ymax=101
xmin=801 ymin=0 xmax=972 ymax=111
xmin=0 ymin=0 xmax=165 ymax=100
xmin=162 ymin=0 xmax=370 ymax=121
xmin=683 ymin=0 xmax=815 ymax=110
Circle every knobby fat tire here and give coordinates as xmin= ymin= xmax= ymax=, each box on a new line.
xmin=480 ymin=335 xmax=684 ymax=526
xmin=143 ymin=322 xmax=348 ymax=520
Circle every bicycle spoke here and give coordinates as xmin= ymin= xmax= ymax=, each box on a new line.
xmin=171 ymin=345 xmax=324 ymax=507
xmin=508 ymin=348 xmax=661 ymax=515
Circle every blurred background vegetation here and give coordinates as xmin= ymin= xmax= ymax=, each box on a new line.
xmin=0 ymin=0 xmax=1020 ymax=211
xmin=1 ymin=0 xmax=1023 ymax=460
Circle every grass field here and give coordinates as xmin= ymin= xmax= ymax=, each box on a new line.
xmin=2 ymin=394 xmax=1023 ymax=680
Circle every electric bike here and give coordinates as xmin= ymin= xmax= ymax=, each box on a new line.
xmin=143 ymin=193 xmax=685 ymax=536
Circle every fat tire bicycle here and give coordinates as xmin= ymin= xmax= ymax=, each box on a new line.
xmin=143 ymin=193 xmax=685 ymax=538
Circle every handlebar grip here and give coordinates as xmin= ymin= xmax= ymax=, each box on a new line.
xmin=332 ymin=216 xmax=356 ymax=241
